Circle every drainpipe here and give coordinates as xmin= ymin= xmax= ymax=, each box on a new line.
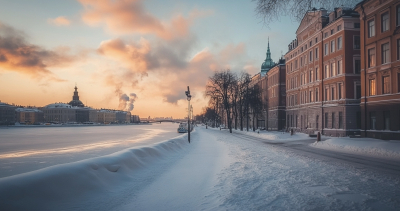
xmin=321 ymin=29 xmax=325 ymax=135
xmin=361 ymin=3 xmax=367 ymax=137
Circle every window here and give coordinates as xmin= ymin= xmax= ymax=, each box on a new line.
xmin=325 ymin=64 xmax=329 ymax=78
xmin=300 ymin=57 xmax=303 ymax=67
xmin=398 ymin=73 xmax=400 ymax=92
xmin=331 ymin=62 xmax=335 ymax=77
xmin=332 ymin=113 xmax=335 ymax=128
xmin=368 ymin=48 xmax=375 ymax=68
xmin=331 ymin=29 xmax=334 ymax=35
xmin=337 ymin=25 xmax=342 ymax=31
xmin=368 ymin=19 xmax=375 ymax=37
xmin=398 ymin=39 xmax=400 ymax=60
xmin=356 ymin=84 xmax=361 ymax=99
xmin=331 ymin=87 xmax=335 ymax=100
xmin=354 ymin=36 xmax=360 ymax=49
xmin=339 ymin=112 xmax=343 ymax=129
xmin=370 ymin=112 xmax=376 ymax=130
xmin=355 ymin=59 xmax=361 ymax=74
xmin=338 ymin=83 xmax=342 ymax=99
xmin=337 ymin=37 xmax=342 ymax=50
xmin=325 ymin=88 xmax=328 ymax=101
xmin=325 ymin=113 xmax=328 ymax=128
xmin=354 ymin=23 xmax=360 ymax=28
xmin=369 ymin=78 xmax=376 ymax=96
xmin=324 ymin=32 xmax=328 ymax=38
xmin=315 ymin=88 xmax=319 ymax=101
xmin=310 ymin=41 xmax=312 ymax=46
xmin=324 ymin=43 xmax=329 ymax=55
xmin=309 ymin=91 xmax=312 ymax=102
xmin=315 ymin=37 xmax=318 ymax=43
xmin=309 ymin=51 xmax=313 ymax=62
xmin=384 ymin=111 xmax=390 ymax=130
xmin=295 ymin=60 xmax=298 ymax=69
xmin=337 ymin=60 xmax=342 ymax=75
xmin=383 ymin=76 xmax=390 ymax=94
xmin=331 ymin=40 xmax=335 ymax=53
xmin=382 ymin=43 xmax=390 ymax=64
xmin=315 ymin=67 xmax=318 ymax=80
xmin=310 ymin=70 xmax=313 ymax=82
xmin=397 ymin=5 xmax=400 ymax=26
xmin=315 ymin=48 xmax=318 ymax=59
xmin=381 ymin=12 xmax=389 ymax=32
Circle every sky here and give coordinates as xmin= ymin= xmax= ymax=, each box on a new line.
xmin=0 ymin=0 xmax=298 ymax=118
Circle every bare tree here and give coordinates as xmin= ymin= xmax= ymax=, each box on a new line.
xmin=248 ymin=84 xmax=263 ymax=131
xmin=237 ymin=72 xmax=251 ymax=131
xmin=205 ymin=70 xmax=237 ymax=133
xmin=253 ymin=0 xmax=359 ymax=25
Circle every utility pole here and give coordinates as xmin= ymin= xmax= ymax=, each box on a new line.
xmin=185 ymin=86 xmax=191 ymax=143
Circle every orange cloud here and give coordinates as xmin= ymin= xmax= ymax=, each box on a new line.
xmin=78 ymin=0 xmax=193 ymax=40
xmin=0 ymin=22 xmax=77 ymax=81
xmin=47 ymin=16 xmax=71 ymax=26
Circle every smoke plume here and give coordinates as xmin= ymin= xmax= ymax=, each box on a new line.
xmin=118 ymin=93 xmax=137 ymax=111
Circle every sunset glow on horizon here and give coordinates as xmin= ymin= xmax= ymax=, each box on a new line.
xmin=0 ymin=0 xmax=297 ymax=118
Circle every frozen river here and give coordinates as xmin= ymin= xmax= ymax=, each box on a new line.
xmin=0 ymin=123 xmax=181 ymax=178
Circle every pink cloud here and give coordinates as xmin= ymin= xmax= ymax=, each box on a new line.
xmin=78 ymin=0 xmax=197 ymax=40
xmin=47 ymin=16 xmax=71 ymax=26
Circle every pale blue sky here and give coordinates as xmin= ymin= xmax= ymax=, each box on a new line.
xmin=0 ymin=0 xmax=299 ymax=117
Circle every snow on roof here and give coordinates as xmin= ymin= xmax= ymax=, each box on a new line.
xmin=45 ymin=103 xmax=73 ymax=108
xmin=15 ymin=108 xmax=42 ymax=112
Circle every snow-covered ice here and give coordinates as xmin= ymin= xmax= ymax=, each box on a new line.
xmin=0 ymin=125 xmax=399 ymax=210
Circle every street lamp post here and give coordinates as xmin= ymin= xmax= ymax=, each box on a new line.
xmin=185 ymin=86 xmax=191 ymax=143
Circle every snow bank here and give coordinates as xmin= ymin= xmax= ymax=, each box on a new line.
xmin=312 ymin=137 xmax=400 ymax=160
xmin=232 ymin=129 xmax=310 ymax=142
xmin=0 ymin=133 xmax=190 ymax=210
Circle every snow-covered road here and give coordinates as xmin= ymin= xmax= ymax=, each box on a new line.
xmin=1 ymin=126 xmax=399 ymax=210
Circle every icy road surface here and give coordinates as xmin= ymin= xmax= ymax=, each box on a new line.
xmin=0 ymin=126 xmax=399 ymax=210
xmin=0 ymin=123 xmax=180 ymax=178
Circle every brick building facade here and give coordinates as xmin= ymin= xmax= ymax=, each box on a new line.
xmin=355 ymin=0 xmax=400 ymax=140
xmin=285 ymin=8 xmax=361 ymax=136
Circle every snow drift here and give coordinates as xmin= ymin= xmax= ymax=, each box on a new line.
xmin=0 ymin=134 xmax=190 ymax=210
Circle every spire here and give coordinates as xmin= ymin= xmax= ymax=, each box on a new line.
xmin=73 ymin=85 xmax=79 ymax=101
xmin=266 ymin=37 xmax=271 ymax=60
xmin=261 ymin=37 xmax=275 ymax=73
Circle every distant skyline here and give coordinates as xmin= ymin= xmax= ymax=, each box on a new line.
xmin=0 ymin=0 xmax=298 ymax=118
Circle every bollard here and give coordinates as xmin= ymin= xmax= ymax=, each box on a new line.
xmin=317 ymin=132 xmax=321 ymax=142
xmin=290 ymin=129 xmax=293 ymax=136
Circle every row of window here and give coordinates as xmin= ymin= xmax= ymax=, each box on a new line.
xmin=286 ymin=111 xmax=348 ymax=130
xmin=370 ymin=111 xmax=390 ymax=130
xmin=324 ymin=37 xmax=343 ymax=56
xmin=368 ymin=39 xmax=400 ymax=68
xmin=368 ymin=73 xmax=400 ymax=96
xmin=367 ymin=5 xmax=400 ymax=38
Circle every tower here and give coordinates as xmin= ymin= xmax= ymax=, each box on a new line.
xmin=261 ymin=37 xmax=275 ymax=73
xmin=68 ymin=85 xmax=84 ymax=107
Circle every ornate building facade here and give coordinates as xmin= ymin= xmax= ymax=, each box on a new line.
xmin=285 ymin=7 xmax=361 ymax=136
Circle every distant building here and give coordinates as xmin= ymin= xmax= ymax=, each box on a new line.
xmin=0 ymin=102 xmax=16 ymax=125
xmin=97 ymin=109 xmax=116 ymax=124
xmin=15 ymin=107 xmax=44 ymax=124
xmin=355 ymin=0 xmax=400 ymax=140
xmin=41 ymin=103 xmax=77 ymax=123
xmin=131 ymin=115 xmax=140 ymax=123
